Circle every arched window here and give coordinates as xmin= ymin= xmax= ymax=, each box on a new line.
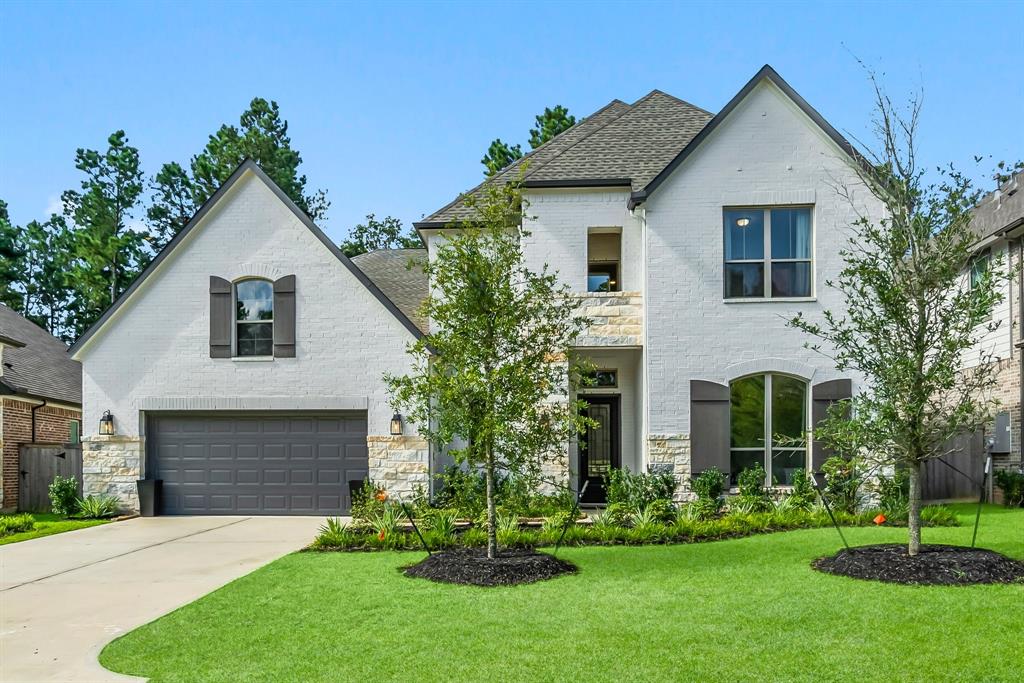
xmin=729 ymin=374 xmax=807 ymax=486
xmin=235 ymin=279 xmax=273 ymax=357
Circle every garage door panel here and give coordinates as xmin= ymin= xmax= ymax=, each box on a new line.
xmin=149 ymin=412 xmax=368 ymax=515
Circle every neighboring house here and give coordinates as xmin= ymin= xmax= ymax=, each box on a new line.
xmin=964 ymin=173 xmax=1024 ymax=475
xmin=0 ymin=304 xmax=82 ymax=511
xmin=73 ymin=64 xmax=880 ymax=514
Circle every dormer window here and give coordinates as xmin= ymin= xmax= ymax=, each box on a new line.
xmin=588 ymin=229 xmax=621 ymax=292
xmin=235 ymin=279 xmax=274 ymax=357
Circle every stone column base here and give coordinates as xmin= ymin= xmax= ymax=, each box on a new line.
xmin=82 ymin=435 xmax=143 ymax=512
xmin=367 ymin=435 xmax=429 ymax=500
xmin=647 ymin=434 xmax=692 ymax=501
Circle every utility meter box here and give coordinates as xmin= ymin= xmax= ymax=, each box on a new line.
xmin=992 ymin=411 xmax=1011 ymax=454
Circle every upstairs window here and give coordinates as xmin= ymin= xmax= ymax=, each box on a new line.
xmin=588 ymin=229 xmax=621 ymax=292
xmin=970 ymin=250 xmax=991 ymax=290
xmin=235 ymin=279 xmax=274 ymax=356
xmin=724 ymin=207 xmax=812 ymax=299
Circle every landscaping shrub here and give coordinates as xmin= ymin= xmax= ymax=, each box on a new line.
xmin=689 ymin=467 xmax=725 ymax=519
xmin=875 ymin=468 xmax=910 ymax=517
xmin=919 ymin=504 xmax=958 ymax=526
xmin=76 ymin=495 xmax=120 ymax=519
xmin=0 ymin=513 xmax=36 ymax=536
xmin=48 ymin=475 xmax=79 ymax=516
xmin=732 ymin=464 xmax=773 ymax=513
xmin=313 ymin=517 xmax=359 ymax=548
xmin=350 ymin=478 xmax=389 ymax=520
xmin=822 ymin=456 xmax=864 ymax=514
xmin=993 ymin=470 xmax=1024 ymax=507
xmin=785 ymin=468 xmax=817 ymax=511
xmin=605 ymin=468 xmax=677 ymax=513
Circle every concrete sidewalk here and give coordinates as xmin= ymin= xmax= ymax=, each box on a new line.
xmin=0 ymin=515 xmax=323 ymax=682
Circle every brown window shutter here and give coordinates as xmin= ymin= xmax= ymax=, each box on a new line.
xmin=273 ymin=275 xmax=296 ymax=358
xmin=689 ymin=380 xmax=731 ymax=476
xmin=209 ymin=276 xmax=232 ymax=358
xmin=811 ymin=379 xmax=853 ymax=472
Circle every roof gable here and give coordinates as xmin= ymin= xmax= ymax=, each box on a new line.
xmin=70 ymin=160 xmax=423 ymax=358
xmin=631 ymin=65 xmax=862 ymax=207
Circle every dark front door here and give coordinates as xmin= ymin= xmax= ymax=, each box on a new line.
xmin=579 ymin=395 xmax=620 ymax=504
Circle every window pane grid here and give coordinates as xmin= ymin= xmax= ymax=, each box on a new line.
xmin=724 ymin=207 xmax=812 ymax=299
xmin=730 ymin=373 xmax=809 ymax=486
xmin=235 ymin=279 xmax=274 ymax=357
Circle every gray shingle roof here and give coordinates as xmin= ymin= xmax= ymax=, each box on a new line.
xmin=970 ymin=174 xmax=1024 ymax=241
xmin=419 ymin=94 xmax=705 ymax=226
xmin=0 ymin=304 xmax=82 ymax=405
xmin=351 ymin=249 xmax=429 ymax=334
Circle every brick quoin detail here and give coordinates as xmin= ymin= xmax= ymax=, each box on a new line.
xmin=1 ymin=398 xmax=81 ymax=509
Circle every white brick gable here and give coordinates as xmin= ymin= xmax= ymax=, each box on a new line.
xmin=75 ymin=169 xmax=418 ymax=442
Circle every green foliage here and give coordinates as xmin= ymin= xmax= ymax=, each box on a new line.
xmin=787 ymin=73 xmax=1010 ymax=555
xmin=822 ymin=456 xmax=864 ymax=514
xmin=0 ymin=199 xmax=24 ymax=309
xmin=75 ymin=495 xmax=120 ymax=519
xmin=312 ymin=517 xmax=359 ymax=548
xmin=48 ymin=475 xmax=79 ymax=517
xmin=349 ymin=478 xmax=388 ymax=521
xmin=528 ymin=105 xmax=576 ymax=149
xmin=919 ymin=505 xmax=959 ymax=526
xmin=422 ymin=509 xmax=459 ymax=538
xmin=875 ymin=468 xmax=910 ymax=517
xmin=481 ymin=138 xmax=523 ymax=177
xmin=604 ymin=468 xmax=677 ymax=514
xmin=385 ymin=175 xmax=593 ymax=557
xmin=786 ymin=468 xmax=817 ymax=511
xmin=340 ymin=214 xmax=421 ymax=257
xmin=62 ymin=130 xmax=147 ymax=339
xmin=481 ymin=105 xmax=575 ymax=177
xmin=690 ymin=468 xmax=726 ymax=501
xmin=993 ymin=470 xmax=1024 ymax=507
xmin=733 ymin=464 xmax=773 ymax=513
xmin=148 ymin=97 xmax=328 ymax=249
xmin=0 ymin=513 xmax=36 ymax=536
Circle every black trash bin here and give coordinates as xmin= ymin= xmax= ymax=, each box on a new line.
xmin=137 ymin=479 xmax=162 ymax=517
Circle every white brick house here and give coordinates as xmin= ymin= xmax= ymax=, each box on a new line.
xmin=74 ymin=65 xmax=880 ymax=513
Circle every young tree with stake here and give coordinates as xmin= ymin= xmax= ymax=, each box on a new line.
xmin=385 ymin=177 xmax=593 ymax=559
xmin=789 ymin=74 xmax=1010 ymax=556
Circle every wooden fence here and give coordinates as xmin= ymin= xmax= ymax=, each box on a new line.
xmin=18 ymin=443 xmax=83 ymax=512
xmin=921 ymin=430 xmax=984 ymax=502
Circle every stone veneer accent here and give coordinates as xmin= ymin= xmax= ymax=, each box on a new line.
xmin=647 ymin=434 xmax=692 ymax=501
xmin=575 ymin=291 xmax=643 ymax=347
xmin=82 ymin=435 xmax=142 ymax=512
xmin=367 ymin=435 xmax=430 ymax=500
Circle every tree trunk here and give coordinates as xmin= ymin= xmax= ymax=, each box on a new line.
xmin=485 ymin=452 xmax=497 ymax=560
xmin=908 ymin=460 xmax=922 ymax=556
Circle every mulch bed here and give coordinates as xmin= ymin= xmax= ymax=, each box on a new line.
xmin=813 ymin=543 xmax=1024 ymax=585
xmin=403 ymin=548 xmax=578 ymax=587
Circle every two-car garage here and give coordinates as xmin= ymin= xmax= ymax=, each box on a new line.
xmin=146 ymin=412 xmax=369 ymax=515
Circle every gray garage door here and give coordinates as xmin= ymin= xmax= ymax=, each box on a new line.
xmin=147 ymin=412 xmax=368 ymax=515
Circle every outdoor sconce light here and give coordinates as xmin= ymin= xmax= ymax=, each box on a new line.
xmin=99 ymin=410 xmax=115 ymax=436
xmin=390 ymin=413 xmax=403 ymax=436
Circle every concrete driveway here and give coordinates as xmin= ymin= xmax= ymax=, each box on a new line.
xmin=0 ymin=515 xmax=323 ymax=682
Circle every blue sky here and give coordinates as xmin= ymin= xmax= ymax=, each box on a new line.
xmin=1 ymin=0 xmax=1021 ymax=243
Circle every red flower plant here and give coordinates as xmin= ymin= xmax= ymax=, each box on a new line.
xmin=873 ymin=513 xmax=887 ymax=526
xmin=374 ymin=490 xmax=388 ymax=502
xmin=378 ymin=529 xmax=386 ymax=541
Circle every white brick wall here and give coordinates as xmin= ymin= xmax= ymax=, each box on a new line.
xmin=75 ymin=170 xmax=419 ymax=451
xmin=643 ymin=80 xmax=881 ymax=434
xmin=522 ymin=188 xmax=643 ymax=292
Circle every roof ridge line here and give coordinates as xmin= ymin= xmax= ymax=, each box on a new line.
xmin=642 ymin=88 xmax=714 ymax=116
xmin=418 ymin=98 xmax=633 ymax=224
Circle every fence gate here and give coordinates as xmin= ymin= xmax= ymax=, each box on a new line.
xmin=922 ymin=430 xmax=984 ymax=501
xmin=18 ymin=443 xmax=82 ymax=512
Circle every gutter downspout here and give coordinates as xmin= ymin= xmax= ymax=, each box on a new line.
xmin=1018 ymin=238 xmax=1023 ymax=474
xmin=31 ymin=399 xmax=47 ymax=444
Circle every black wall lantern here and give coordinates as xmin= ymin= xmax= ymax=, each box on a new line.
xmin=99 ymin=410 xmax=115 ymax=436
xmin=390 ymin=413 xmax=403 ymax=436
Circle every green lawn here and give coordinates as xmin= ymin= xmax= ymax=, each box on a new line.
xmin=101 ymin=504 xmax=1024 ymax=683
xmin=0 ymin=512 xmax=109 ymax=546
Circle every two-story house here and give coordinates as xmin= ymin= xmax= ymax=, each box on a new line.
xmin=73 ymin=65 xmax=879 ymax=514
